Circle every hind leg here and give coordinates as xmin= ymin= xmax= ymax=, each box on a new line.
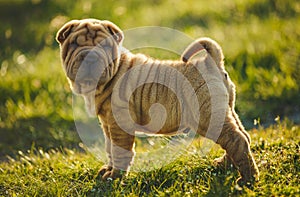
xmin=216 ymin=116 xmax=259 ymax=186
xmin=232 ymin=108 xmax=251 ymax=143
xmin=214 ymin=107 xmax=251 ymax=169
xmin=214 ymin=90 xmax=251 ymax=168
xmin=214 ymin=153 xmax=234 ymax=169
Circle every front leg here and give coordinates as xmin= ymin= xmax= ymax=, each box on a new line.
xmin=97 ymin=125 xmax=113 ymax=178
xmin=101 ymin=124 xmax=135 ymax=180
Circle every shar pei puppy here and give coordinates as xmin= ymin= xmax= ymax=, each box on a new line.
xmin=56 ymin=19 xmax=259 ymax=186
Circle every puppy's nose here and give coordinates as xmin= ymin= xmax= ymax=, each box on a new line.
xmin=79 ymin=51 xmax=99 ymax=70
xmin=77 ymin=51 xmax=100 ymax=79
xmin=83 ymin=51 xmax=99 ymax=64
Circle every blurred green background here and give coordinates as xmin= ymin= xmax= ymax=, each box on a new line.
xmin=0 ymin=0 xmax=299 ymax=159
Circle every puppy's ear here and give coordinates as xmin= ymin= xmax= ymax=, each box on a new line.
xmin=56 ymin=22 xmax=75 ymax=44
xmin=103 ymin=21 xmax=124 ymax=44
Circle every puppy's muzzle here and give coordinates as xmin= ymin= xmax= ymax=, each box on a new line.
xmin=73 ymin=50 xmax=106 ymax=94
xmin=75 ymin=50 xmax=101 ymax=79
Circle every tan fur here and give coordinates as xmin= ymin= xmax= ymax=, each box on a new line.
xmin=56 ymin=19 xmax=259 ymax=186
xmin=181 ymin=38 xmax=252 ymax=167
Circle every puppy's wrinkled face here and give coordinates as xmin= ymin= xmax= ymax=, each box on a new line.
xmin=56 ymin=19 xmax=123 ymax=94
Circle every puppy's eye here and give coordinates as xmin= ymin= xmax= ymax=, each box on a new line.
xmin=225 ymin=73 xmax=228 ymax=80
xmin=69 ymin=42 xmax=78 ymax=50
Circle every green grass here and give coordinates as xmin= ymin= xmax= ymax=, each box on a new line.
xmin=0 ymin=120 xmax=299 ymax=196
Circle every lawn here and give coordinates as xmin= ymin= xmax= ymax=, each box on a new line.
xmin=0 ymin=120 xmax=299 ymax=196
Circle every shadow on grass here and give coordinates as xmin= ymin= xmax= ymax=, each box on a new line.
xmin=0 ymin=116 xmax=81 ymax=161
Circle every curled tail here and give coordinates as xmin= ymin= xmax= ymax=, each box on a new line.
xmin=181 ymin=37 xmax=224 ymax=68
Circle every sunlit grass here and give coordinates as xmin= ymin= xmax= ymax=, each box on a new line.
xmin=0 ymin=120 xmax=299 ymax=196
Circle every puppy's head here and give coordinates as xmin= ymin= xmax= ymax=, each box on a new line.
xmin=56 ymin=19 xmax=124 ymax=94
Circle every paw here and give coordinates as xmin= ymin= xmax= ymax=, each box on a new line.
xmin=237 ymin=164 xmax=259 ymax=187
xmin=236 ymin=172 xmax=259 ymax=189
xmin=236 ymin=177 xmax=255 ymax=189
xmin=96 ymin=165 xmax=112 ymax=179
xmin=213 ymin=154 xmax=234 ymax=169
xmin=98 ymin=168 xmax=126 ymax=181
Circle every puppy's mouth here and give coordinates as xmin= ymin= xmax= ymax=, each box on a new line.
xmin=73 ymin=79 xmax=98 ymax=94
